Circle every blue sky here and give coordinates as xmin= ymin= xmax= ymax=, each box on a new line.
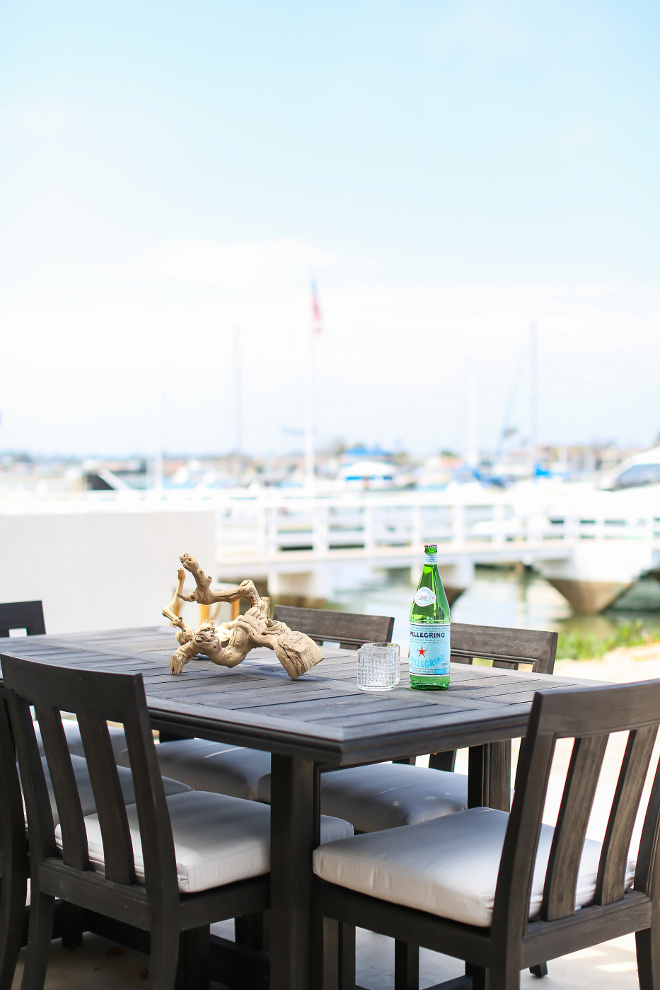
xmin=1 ymin=1 xmax=659 ymax=456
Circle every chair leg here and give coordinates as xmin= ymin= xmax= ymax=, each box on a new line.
xmin=0 ymin=870 xmax=28 ymax=990
xmin=466 ymin=962 xmax=487 ymax=990
xmin=529 ymin=962 xmax=548 ymax=978
xmin=60 ymin=903 xmax=84 ymax=951
xmin=338 ymin=923 xmax=356 ymax=990
xmin=149 ymin=923 xmax=182 ymax=990
xmin=394 ymin=940 xmax=419 ymax=990
xmin=637 ymin=927 xmax=660 ymax=989
xmin=314 ymin=918 xmax=355 ymax=990
xmin=235 ymin=912 xmax=264 ymax=949
xmin=484 ymin=961 xmax=520 ymax=990
xmin=175 ymin=927 xmax=209 ymax=990
xmin=20 ymin=889 xmax=55 ymax=990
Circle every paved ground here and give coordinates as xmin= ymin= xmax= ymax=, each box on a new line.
xmin=10 ymin=927 xmax=641 ymax=989
xmin=12 ymin=647 xmax=658 ymax=989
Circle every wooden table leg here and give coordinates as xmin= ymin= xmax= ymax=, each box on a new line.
xmin=467 ymin=741 xmax=512 ymax=811
xmin=270 ymin=754 xmax=318 ymax=990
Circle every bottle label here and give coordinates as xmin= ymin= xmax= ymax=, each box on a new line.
xmin=414 ymin=587 xmax=436 ymax=607
xmin=409 ymin=623 xmax=450 ymax=676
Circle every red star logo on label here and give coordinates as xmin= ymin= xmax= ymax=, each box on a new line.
xmin=418 ymin=647 xmax=426 ymax=657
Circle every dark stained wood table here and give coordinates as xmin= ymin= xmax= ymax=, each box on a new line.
xmin=0 ymin=627 xmax=596 ymax=990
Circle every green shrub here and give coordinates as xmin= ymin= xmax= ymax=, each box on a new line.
xmin=557 ymin=620 xmax=652 ymax=661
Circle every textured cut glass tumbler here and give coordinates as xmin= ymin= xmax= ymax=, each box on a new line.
xmin=357 ymin=642 xmax=399 ymax=692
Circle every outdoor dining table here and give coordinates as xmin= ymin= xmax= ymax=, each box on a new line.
xmin=0 ymin=626 xmax=596 ymax=990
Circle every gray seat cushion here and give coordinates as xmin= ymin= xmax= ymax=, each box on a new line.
xmin=259 ymin=763 xmax=468 ymax=831
xmin=39 ymin=754 xmax=191 ymax=825
xmin=35 ymin=718 xmax=127 ymax=761
xmin=313 ymin=806 xmax=635 ymax=927
xmin=56 ymin=790 xmax=354 ymax=894
xmin=147 ymin=742 xmax=470 ymax=830
xmin=118 ymin=739 xmax=272 ymax=802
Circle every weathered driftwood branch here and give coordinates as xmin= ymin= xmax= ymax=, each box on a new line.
xmin=162 ymin=553 xmax=323 ymax=680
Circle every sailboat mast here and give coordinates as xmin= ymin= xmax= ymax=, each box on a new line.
xmin=305 ymin=279 xmax=322 ymax=490
xmin=530 ymin=319 xmax=539 ymax=475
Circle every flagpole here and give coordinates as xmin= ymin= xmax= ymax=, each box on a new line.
xmin=234 ymin=325 xmax=242 ymax=454
xmin=304 ymin=328 xmax=316 ymax=491
xmin=152 ymin=349 xmax=164 ymax=496
xmin=530 ymin=319 xmax=538 ymax=479
xmin=305 ymin=279 xmax=322 ymax=492
xmin=466 ymin=367 xmax=478 ymax=469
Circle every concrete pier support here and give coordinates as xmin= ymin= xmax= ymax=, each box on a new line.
xmin=536 ymin=542 xmax=653 ymax=614
xmin=544 ymin=578 xmax=630 ymax=615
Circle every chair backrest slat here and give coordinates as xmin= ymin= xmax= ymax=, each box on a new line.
xmin=596 ymin=725 xmax=658 ymax=906
xmin=7 ymin=694 xmax=58 ymax=861
xmin=541 ymin=735 xmax=608 ymax=921
xmin=452 ymin=622 xmax=558 ymax=674
xmin=0 ymin=695 xmax=28 ymax=874
xmin=76 ymin=711 xmax=136 ymax=885
xmin=0 ymin=601 xmax=46 ymax=638
xmin=273 ymin=606 xmax=394 ymax=651
xmin=635 ymin=758 xmax=660 ymax=898
xmin=34 ymin=703 xmax=89 ymax=871
xmin=492 ymin=680 xmax=660 ymax=945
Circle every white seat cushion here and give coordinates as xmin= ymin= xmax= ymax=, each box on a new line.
xmin=56 ymin=790 xmax=354 ymax=893
xmin=39 ymin=754 xmax=191 ymax=825
xmin=258 ymin=763 xmax=468 ymax=830
xmin=119 ymin=739 xmax=272 ymax=802
xmin=35 ymin=719 xmax=127 ymax=761
xmin=313 ymin=806 xmax=635 ymax=927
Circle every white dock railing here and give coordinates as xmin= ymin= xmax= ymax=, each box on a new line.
xmin=211 ymin=490 xmax=660 ymax=570
xmin=1 ymin=487 xmax=658 ymax=574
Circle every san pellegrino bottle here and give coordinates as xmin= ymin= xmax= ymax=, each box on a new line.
xmin=409 ymin=544 xmax=450 ymax=690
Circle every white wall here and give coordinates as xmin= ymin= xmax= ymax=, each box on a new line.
xmin=0 ymin=504 xmax=216 ymax=634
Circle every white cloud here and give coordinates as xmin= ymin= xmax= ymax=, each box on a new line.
xmin=116 ymin=237 xmax=364 ymax=290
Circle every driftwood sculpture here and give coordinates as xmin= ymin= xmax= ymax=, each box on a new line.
xmin=163 ymin=553 xmax=324 ymax=680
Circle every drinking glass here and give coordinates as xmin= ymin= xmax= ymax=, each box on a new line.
xmin=357 ymin=642 xmax=399 ymax=692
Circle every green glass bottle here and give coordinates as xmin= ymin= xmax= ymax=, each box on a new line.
xmin=409 ymin=544 xmax=451 ymax=690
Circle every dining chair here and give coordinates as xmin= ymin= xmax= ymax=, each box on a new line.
xmin=272 ymin=605 xmax=395 ymax=650
xmin=0 ymin=600 xmax=46 ymax=638
xmin=0 ymin=601 xmax=46 ymax=988
xmin=0 ymin=599 xmax=127 ymax=762
xmin=0 ymin=695 xmax=28 ymax=990
xmin=316 ymin=622 xmax=555 ymax=982
xmin=0 ymin=705 xmax=192 ymax=977
xmin=2 ymin=655 xmax=352 ymax=990
xmin=314 ymin=678 xmax=660 ymax=990
xmin=428 ymin=622 xmax=558 ymax=784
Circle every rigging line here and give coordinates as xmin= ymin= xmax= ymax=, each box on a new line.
xmin=496 ymin=334 xmax=528 ymax=462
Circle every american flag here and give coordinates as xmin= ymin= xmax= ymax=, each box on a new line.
xmin=311 ymin=278 xmax=322 ymax=334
